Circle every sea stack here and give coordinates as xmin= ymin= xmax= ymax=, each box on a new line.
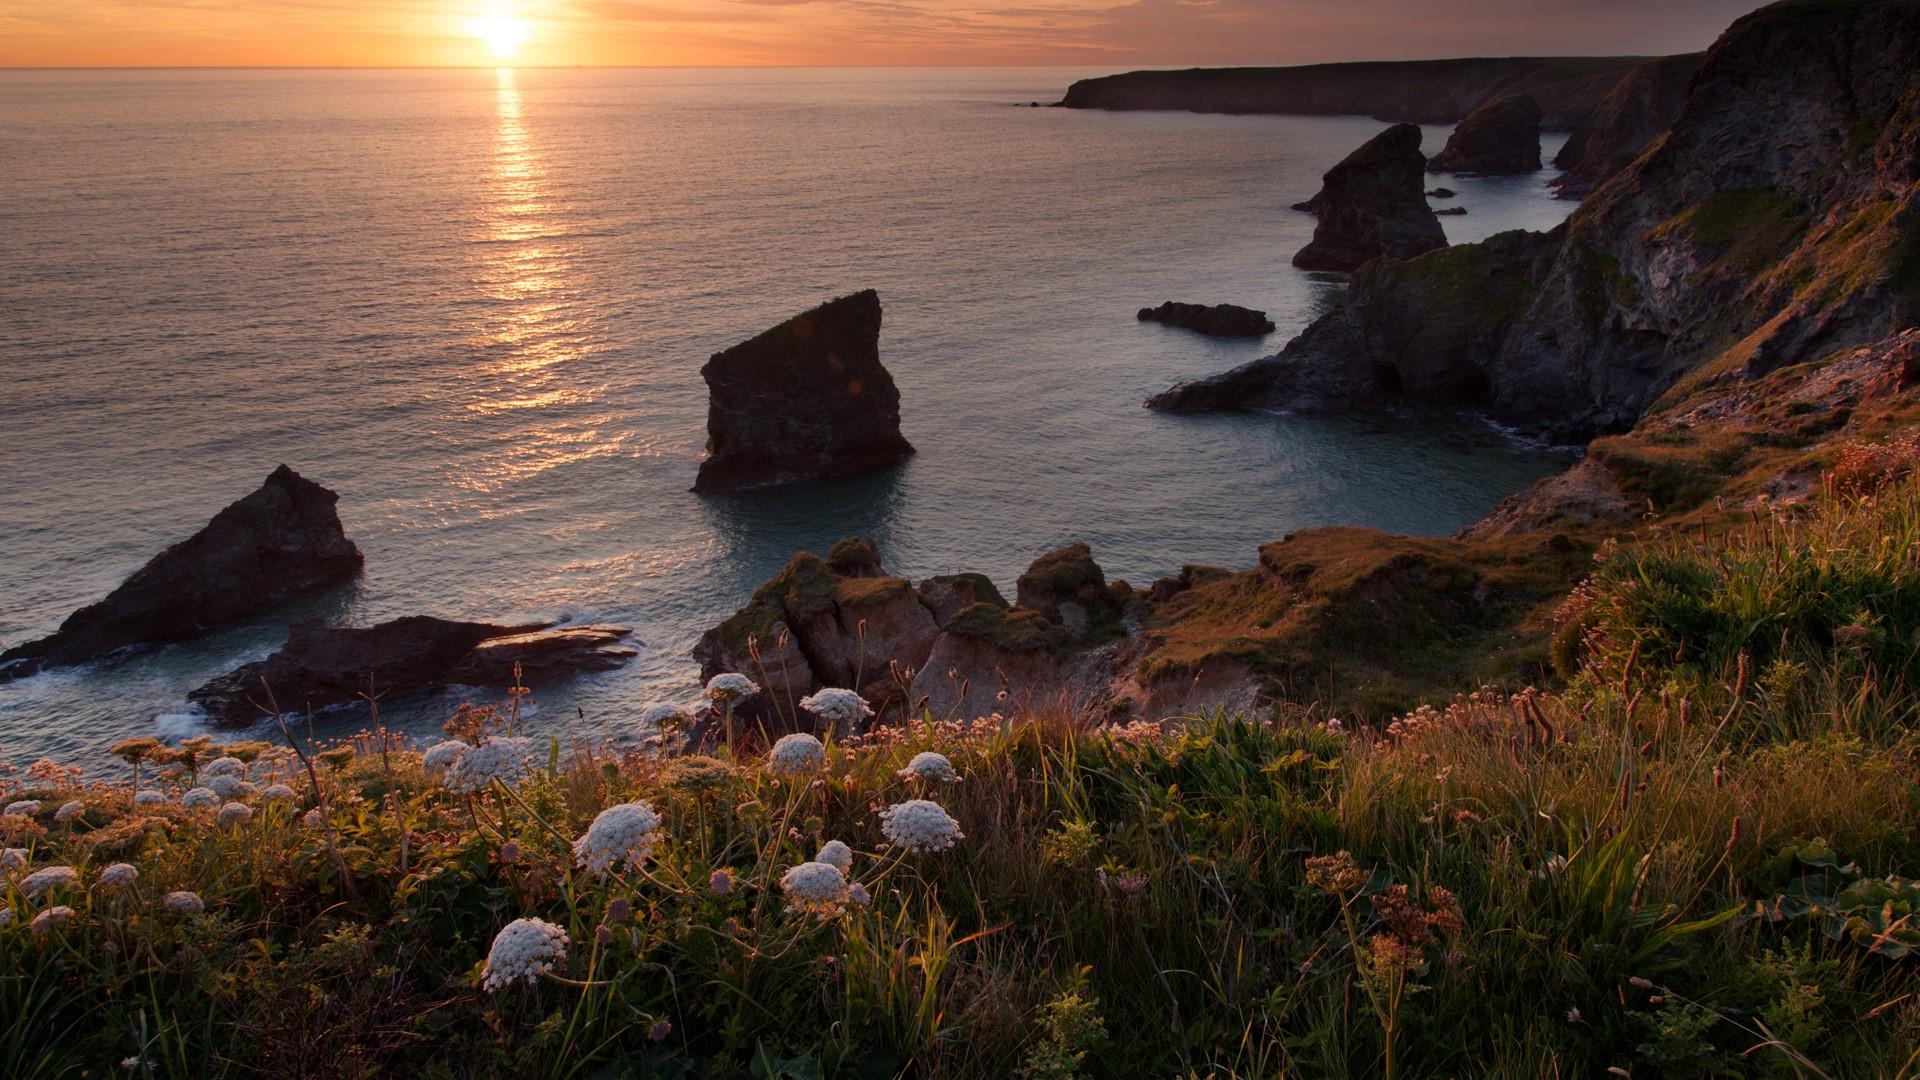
xmin=0 ymin=465 xmax=363 ymax=680
xmin=1428 ymin=94 xmax=1544 ymax=174
xmin=1291 ymin=123 xmax=1447 ymax=272
xmin=693 ymin=290 xmax=915 ymax=492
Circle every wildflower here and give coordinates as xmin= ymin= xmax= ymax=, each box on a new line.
xmin=1304 ymin=851 xmax=1366 ymax=895
xmin=897 ymin=751 xmax=959 ymax=783
xmin=572 ymin=801 xmax=664 ymax=874
xmin=29 ymin=906 xmax=75 ymax=934
xmin=98 ymin=863 xmax=138 ymax=888
xmin=815 ymin=839 xmax=854 ymax=873
xmin=664 ymin=756 xmax=736 ymax=793
xmin=179 ymin=788 xmax=219 ymax=810
xmin=260 ymin=784 xmax=296 ymax=803
xmin=1 ymin=848 xmax=26 ymax=871
xmin=163 ymin=891 xmax=205 ymax=914
xmin=605 ymin=898 xmax=632 ymax=923
xmin=216 ymin=802 xmax=253 ymax=828
xmin=20 ymin=865 xmax=78 ymax=900
xmin=648 ymin=1019 xmax=672 ymax=1042
xmin=639 ymin=703 xmax=690 ymax=739
xmin=203 ymin=757 xmax=245 ymax=778
xmin=847 ymin=882 xmax=872 ymax=907
xmin=705 ymin=673 xmax=759 ymax=703
xmin=798 ymin=688 xmax=872 ymax=728
xmin=708 ymin=869 xmax=733 ymax=895
xmin=780 ymin=861 xmax=850 ymax=915
xmin=443 ymin=735 xmax=535 ymax=794
xmin=877 ymin=799 xmax=964 ymax=853
xmin=482 ymin=917 xmax=570 ymax=990
xmin=1566 ymin=1007 xmax=1583 ymax=1024
xmin=594 ymin=924 xmax=614 ymax=947
xmin=4 ymin=800 xmax=41 ymax=817
xmin=133 ymin=790 xmax=167 ymax=806
xmin=421 ymin=740 xmax=469 ymax=777
xmin=301 ymin=809 xmax=325 ymax=827
xmin=768 ymin=733 xmax=827 ymax=776
xmin=53 ymin=800 xmax=85 ymax=825
xmin=207 ymin=775 xmax=254 ymax=800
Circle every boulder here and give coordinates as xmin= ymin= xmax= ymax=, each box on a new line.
xmin=1435 ymin=207 xmax=1468 ymax=216
xmin=188 ymin=616 xmax=636 ymax=726
xmin=1 ymin=466 xmax=363 ymax=680
xmin=693 ymin=290 xmax=914 ymax=492
xmin=1016 ymin=543 xmax=1124 ymax=644
xmin=1428 ymin=94 xmax=1543 ymax=175
xmin=1291 ymin=124 xmax=1447 ymax=271
xmin=1136 ymin=301 xmax=1275 ymax=338
xmin=1427 ymin=187 xmax=1457 ymax=198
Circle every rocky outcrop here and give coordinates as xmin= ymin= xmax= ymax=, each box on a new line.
xmin=1428 ymin=95 xmax=1543 ymax=175
xmin=1292 ymin=124 xmax=1448 ymax=271
xmin=1 ymin=466 xmax=363 ymax=681
xmin=910 ymin=605 xmax=1071 ymax=721
xmin=1552 ymin=53 xmax=1704 ymax=199
xmin=1137 ymin=301 xmax=1275 ymax=338
xmin=693 ymin=290 xmax=915 ymax=492
xmin=1154 ymin=0 xmax=1920 ymax=443
xmin=1060 ymin=57 xmax=1648 ymax=129
xmin=189 ymin=616 xmax=636 ymax=725
xmin=1015 ymin=543 xmax=1127 ymax=644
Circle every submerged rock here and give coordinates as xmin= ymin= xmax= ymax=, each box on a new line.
xmin=1427 ymin=187 xmax=1457 ymax=198
xmin=1137 ymin=301 xmax=1275 ymax=338
xmin=1428 ymin=94 xmax=1543 ymax=175
xmin=0 ymin=466 xmax=363 ymax=681
xmin=693 ymin=290 xmax=915 ymax=492
xmin=1291 ymin=124 xmax=1447 ymax=271
xmin=188 ymin=616 xmax=636 ymax=726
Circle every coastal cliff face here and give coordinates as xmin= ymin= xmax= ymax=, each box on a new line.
xmin=1427 ymin=94 xmax=1543 ymax=175
xmin=1550 ymin=52 xmax=1704 ymax=198
xmin=1152 ymin=0 xmax=1920 ymax=444
xmin=1060 ymin=57 xmax=1647 ymax=129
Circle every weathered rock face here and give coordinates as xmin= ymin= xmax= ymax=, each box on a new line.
xmin=0 ymin=466 xmax=363 ymax=681
xmin=189 ymin=616 xmax=636 ymax=726
xmin=917 ymin=573 xmax=1008 ymax=628
xmin=1291 ymin=124 xmax=1448 ymax=272
xmin=693 ymin=290 xmax=915 ymax=492
xmin=1137 ymin=301 xmax=1275 ymax=338
xmin=909 ymin=604 xmax=1071 ymax=721
xmin=1155 ymin=0 xmax=1920 ymax=444
xmin=1428 ymin=95 xmax=1543 ymax=175
xmin=1015 ymin=544 xmax=1125 ymax=644
xmin=1552 ymin=53 xmax=1704 ymax=199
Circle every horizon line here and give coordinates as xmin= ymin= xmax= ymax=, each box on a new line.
xmin=0 ymin=53 xmax=1658 ymax=73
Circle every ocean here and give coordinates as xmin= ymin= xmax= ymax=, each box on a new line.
xmin=0 ymin=66 xmax=1576 ymax=766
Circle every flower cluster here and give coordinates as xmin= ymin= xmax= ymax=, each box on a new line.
xmin=29 ymin=906 xmax=75 ymax=934
xmin=1 ymin=847 xmax=27 ymax=871
xmin=572 ymin=800 xmax=664 ymax=874
xmin=443 ymin=736 xmax=535 ymax=794
xmin=482 ymin=917 xmax=570 ymax=990
xmin=639 ymin=703 xmax=689 ymax=736
xmin=180 ymin=788 xmax=219 ymax=810
xmin=20 ymin=865 xmax=78 ymax=900
xmin=768 ymin=733 xmax=826 ymax=777
xmin=133 ymin=790 xmax=167 ymax=806
xmin=207 ymin=775 xmax=255 ymax=800
xmin=163 ymin=890 xmax=205 ymax=914
xmin=98 ymin=863 xmax=138 ymax=888
xmin=815 ymin=839 xmax=854 ymax=873
xmin=705 ymin=673 xmax=759 ymax=703
xmin=1304 ymin=851 xmax=1367 ymax=895
xmin=203 ymin=757 xmax=245 ymax=778
xmin=779 ymin=861 xmax=851 ymax=916
xmin=53 ymin=800 xmax=86 ymax=825
xmin=897 ymin=751 xmax=959 ymax=783
xmin=422 ymin=740 xmax=469 ymax=777
xmin=799 ymin=688 xmax=872 ymax=728
xmin=878 ymin=800 xmax=963 ymax=853
xmin=4 ymin=800 xmax=40 ymax=817
xmin=261 ymin=783 xmax=296 ymax=803
xmin=217 ymin=802 xmax=254 ymax=828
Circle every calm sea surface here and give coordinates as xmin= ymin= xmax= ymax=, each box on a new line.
xmin=0 ymin=68 xmax=1575 ymax=765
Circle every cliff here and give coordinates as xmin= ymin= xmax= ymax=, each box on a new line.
xmin=1550 ymin=52 xmax=1704 ymax=198
xmin=1061 ymin=56 xmax=1650 ymax=129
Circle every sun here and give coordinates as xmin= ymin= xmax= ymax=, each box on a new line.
xmin=470 ymin=9 xmax=532 ymax=60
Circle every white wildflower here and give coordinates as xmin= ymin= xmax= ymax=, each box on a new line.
xmin=4 ymin=800 xmax=41 ymax=817
xmin=705 ymin=673 xmax=759 ymax=703
xmin=98 ymin=863 xmax=139 ymax=889
xmin=1 ymin=848 xmax=27 ymax=871
xmin=207 ymin=775 xmax=255 ymax=800
xmin=53 ymin=800 xmax=86 ymax=825
xmin=163 ymin=890 xmax=205 ymax=914
xmin=20 ymin=865 xmax=78 ymax=901
xmin=640 ymin=702 xmax=690 ymax=730
xmin=898 ymin=751 xmax=959 ymax=783
xmin=216 ymin=802 xmax=253 ymax=828
xmin=421 ymin=740 xmax=470 ymax=777
xmin=848 ymin=882 xmax=872 ymax=907
xmin=179 ymin=787 xmax=219 ymax=809
xmin=767 ymin=733 xmax=826 ymax=776
xmin=815 ymin=839 xmax=854 ymax=874
xmin=482 ymin=917 xmax=570 ymax=990
xmin=571 ymin=801 xmax=664 ymax=874
xmin=203 ymin=756 xmax=245 ymax=778
xmin=878 ymin=799 xmax=964 ymax=853
xmin=798 ymin=688 xmax=872 ymax=728
xmin=133 ymin=790 xmax=167 ymax=806
xmin=301 ymin=809 xmax=325 ymax=827
xmin=29 ymin=906 xmax=75 ymax=934
xmin=779 ymin=861 xmax=850 ymax=916
xmin=261 ymin=783 xmax=297 ymax=803
xmin=443 ymin=736 xmax=535 ymax=794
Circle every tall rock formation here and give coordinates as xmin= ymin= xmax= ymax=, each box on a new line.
xmin=1428 ymin=95 xmax=1544 ymax=175
xmin=694 ymin=290 xmax=915 ymax=492
xmin=0 ymin=466 xmax=363 ymax=680
xmin=1292 ymin=124 xmax=1448 ymax=272
xmin=1551 ymin=53 xmax=1704 ymax=198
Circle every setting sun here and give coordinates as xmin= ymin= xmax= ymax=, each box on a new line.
xmin=470 ymin=9 xmax=531 ymax=60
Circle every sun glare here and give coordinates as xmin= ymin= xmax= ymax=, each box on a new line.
xmin=471 ymin=9 xmax=532 ymax=60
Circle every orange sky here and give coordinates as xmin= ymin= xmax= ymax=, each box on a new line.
xmin=0 ymin=0 xmax=1762 ymax=68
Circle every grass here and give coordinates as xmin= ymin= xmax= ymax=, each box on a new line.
xmin=7 ymin=480 xmax=1920 ymax=1077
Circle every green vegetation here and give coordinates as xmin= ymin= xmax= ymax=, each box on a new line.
xmin=1655 ymin=189 xmax=1811 ymax=278
xmin=944 ymin=602 xmax=1070 ymax=653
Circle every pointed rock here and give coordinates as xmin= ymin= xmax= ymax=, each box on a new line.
xmin=1291 ymin=124 xmax=1447 ymax=272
